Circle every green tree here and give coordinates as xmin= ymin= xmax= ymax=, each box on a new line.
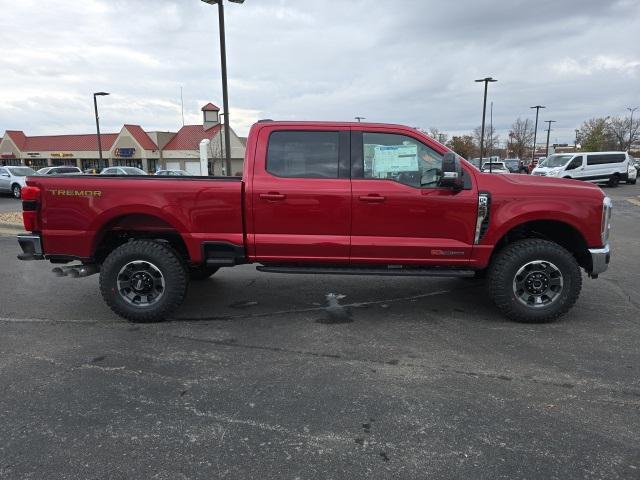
xmin=446 ymin=135 xmax=477 ymax=160
xmin=578 ymin=117 xmax=616 ymax=151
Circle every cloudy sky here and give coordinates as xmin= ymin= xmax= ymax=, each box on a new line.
xmin=1 ymin=0 xmax=639 ymax=145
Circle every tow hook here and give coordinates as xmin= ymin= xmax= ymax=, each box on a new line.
xmin=52 ymin=264 xmax=99 ymax=278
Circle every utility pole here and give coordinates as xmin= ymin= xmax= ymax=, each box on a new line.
xmin=544 ymin=120 xmax=556 ymax=157
xmin=475 ymin=77 xmax=497 ymax=172
xmin=489 ymin=101 xmax=493 ymax=159
xmin=627 ymin=107 xmax=638 ymax=151
xmin=530 ymin=105 xmax=545 ymax=164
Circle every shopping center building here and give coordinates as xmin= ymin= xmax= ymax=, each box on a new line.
xmin=0 ymin=103 xmax=245 ymax=175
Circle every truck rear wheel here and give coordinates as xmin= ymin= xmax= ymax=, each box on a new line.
xmin=99 ymin=240 xmax=187 ymax=322
xmin=488 ymin=239 xmax=582 ymax=323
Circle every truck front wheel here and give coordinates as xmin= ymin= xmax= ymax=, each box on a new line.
xmin=99 ymin=240 xmax=187 ymax=322
xmin=488 ymin=239 xmax=582 ymax=323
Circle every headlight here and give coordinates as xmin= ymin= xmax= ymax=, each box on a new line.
xmin=601 ymin=196 xmax=612 ymax=245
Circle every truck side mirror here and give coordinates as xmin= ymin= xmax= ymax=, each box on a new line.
xmin=438 ymin=152 xmax=463 ymax=190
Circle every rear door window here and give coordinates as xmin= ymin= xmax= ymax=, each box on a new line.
xmin=587 ymin=153 xmax=626 ymax=165
xmin=267 ymin=131 xmax=340 ymax=178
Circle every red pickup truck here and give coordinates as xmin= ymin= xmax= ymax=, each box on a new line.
xmin=17 ymin=121 xmax=611 ymax=323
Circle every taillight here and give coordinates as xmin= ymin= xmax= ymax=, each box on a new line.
xmin=21 ymin=186 xmax=41 ymax=232
xmin=21 ymin=185 xmax=40 ymax=201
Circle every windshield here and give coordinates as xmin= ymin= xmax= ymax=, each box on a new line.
xmin=7 ymin=167 xmax=36 ymax=176
xmin=482 ymin=163 xmax=505 ymax=169
xmin=540 ymin=154 xmax=574 ymax=168
xmin=121 ymin=167 xmax=147 ymax=175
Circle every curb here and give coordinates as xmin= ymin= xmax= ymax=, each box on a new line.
xmin=0 ymin=223 xmax=24 ymax=236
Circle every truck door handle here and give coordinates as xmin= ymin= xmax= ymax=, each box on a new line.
xmin=359 ymin=194 xmax=385 ymax=203
xmin=259 ymin=193 xmax=286 ymax=201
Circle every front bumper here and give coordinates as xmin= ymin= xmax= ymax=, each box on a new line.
xmin=588 ymin=244 xmax=610 ymax=277
xmin=17 ymin=234 xmax=44 ymax=260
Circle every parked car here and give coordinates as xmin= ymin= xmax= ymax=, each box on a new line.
xmin=37 ymin=166 xmax=83 ymax=175
xmin=17 ymin=120 xmax=611 ymax=324
xmin=532 ymin=151 xmax=631 ymax=186
xmin=626 ymin=161 xmax=637 ymax=184
xmin=100 ymin=167 xmax=147 ymax=176
xmin=0 ymin=165 xmax=37 ymax=198
xmin=503 ymin=159 xmax=521 ymax=173
xmin=481 ymin=162 xmax=510 ymax=174
xmin=156 ymin=169 xmax=189 ymax=176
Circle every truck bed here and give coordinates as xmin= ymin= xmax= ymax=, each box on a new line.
xmin=26 ymin=175 xmax=245 ymax=263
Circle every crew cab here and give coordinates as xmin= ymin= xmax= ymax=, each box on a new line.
xmin=17 ymin=121 xmax=612 ymax=323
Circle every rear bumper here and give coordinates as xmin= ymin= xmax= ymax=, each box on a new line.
xmin=17 ymin=234 xmax=44 ymax=260
xmin=588 ymin=244 xmax=610 ymax=277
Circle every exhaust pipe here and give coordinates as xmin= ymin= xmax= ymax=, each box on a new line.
xmin=52 ymin=264 xmax=99 ymax=278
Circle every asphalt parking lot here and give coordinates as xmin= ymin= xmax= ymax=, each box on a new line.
xmin=1 ymin=185 xmax=639 ymax=479
xmin=0 ymin=194 xmax=21 ymax=213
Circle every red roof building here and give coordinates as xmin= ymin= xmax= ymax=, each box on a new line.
xmin=0 ymin=103 xmax=246 ymax=174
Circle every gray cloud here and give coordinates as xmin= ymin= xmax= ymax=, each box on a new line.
xmin=1 ymin=0 xmax=638 ymax=145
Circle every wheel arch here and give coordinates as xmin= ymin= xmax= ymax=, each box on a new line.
xmin=491 ymin=219 xmax=591 ymax=271
xmin=92 ymin=213 xmax=190 ymax=265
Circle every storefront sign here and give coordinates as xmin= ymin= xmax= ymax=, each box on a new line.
xmin=1 ymin=153 xmax=16 ymax=159
xmin=51 ymin=152 xmax=74 ymax=158
xmin=115 ymin=148 xmax=136 ymax=158
xmin=26 ymin=152 xmax=40 ymax=157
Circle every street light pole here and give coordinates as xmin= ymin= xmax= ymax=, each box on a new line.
xmin=575 ymin=129 xmax=580 ymax=151
xmin=530 ymin=105 xmax=545 ymax=164
xmin=627 ymin=107 xmax=638 ymax=151
xmin=475 ymin=77 xmax=497 ymax=172
xmin=93 ymin=92 xmax=110 ymax=170
xmin=202 ymin=0 xmax=244 ymax=176
xmin=354 ymin=116 xmax=365 ymax=122
xmin=544 ymin=120 xmax=556 ymax=157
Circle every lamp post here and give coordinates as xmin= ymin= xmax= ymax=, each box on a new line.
xmin=354 ymin=116 xmax=365 ymax=122
xmin=201 ymin=0 xmax=245 ymax=176
xmin=93 ymin=92 xmax=110 ymax=169
xmin=575 ymin=129 xmax=580 ymax=151
xmin=475 ymin=77 xmax=497 ymax=172
xmin=529 ymin=105 xmax=545 ymax=164
xmin=627 ymin=107 xmax=638 ymax=151
xmin=544 ymin=120 xmax=556 ymax=157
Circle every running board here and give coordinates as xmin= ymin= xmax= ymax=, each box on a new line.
xmin=256 ymin=265 xmax=475 ymax=277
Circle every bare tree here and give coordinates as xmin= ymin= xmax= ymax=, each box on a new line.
xmin=607 ymin=115 xmax=640 ymax=150
xmin=427 ymin=127 xmax=449 ymax=145
xmin=508 ymin=118 xmax=534 ymax=159
xmin=473 ymin=125 xmax=499 ymax=158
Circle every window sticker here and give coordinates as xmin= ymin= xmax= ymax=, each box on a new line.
xmin=371 ymin=144 xmax=418 ymax=178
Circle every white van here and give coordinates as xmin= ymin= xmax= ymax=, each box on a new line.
xmin=531 ymin=151 xmax=631 ymax=186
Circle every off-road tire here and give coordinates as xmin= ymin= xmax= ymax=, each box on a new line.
xmin=189 ymin=265 xmax=219 ymax=281
xmin=487 ymin=239 xmax=582 ymax=323
xmin=100 ymin=240 xmax=187 ymax=322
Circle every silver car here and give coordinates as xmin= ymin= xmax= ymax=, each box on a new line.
xmin=0 ymin=165 xmax=37 ymax=199
xmin=100 ymin=167 xmax=148 ymax=176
